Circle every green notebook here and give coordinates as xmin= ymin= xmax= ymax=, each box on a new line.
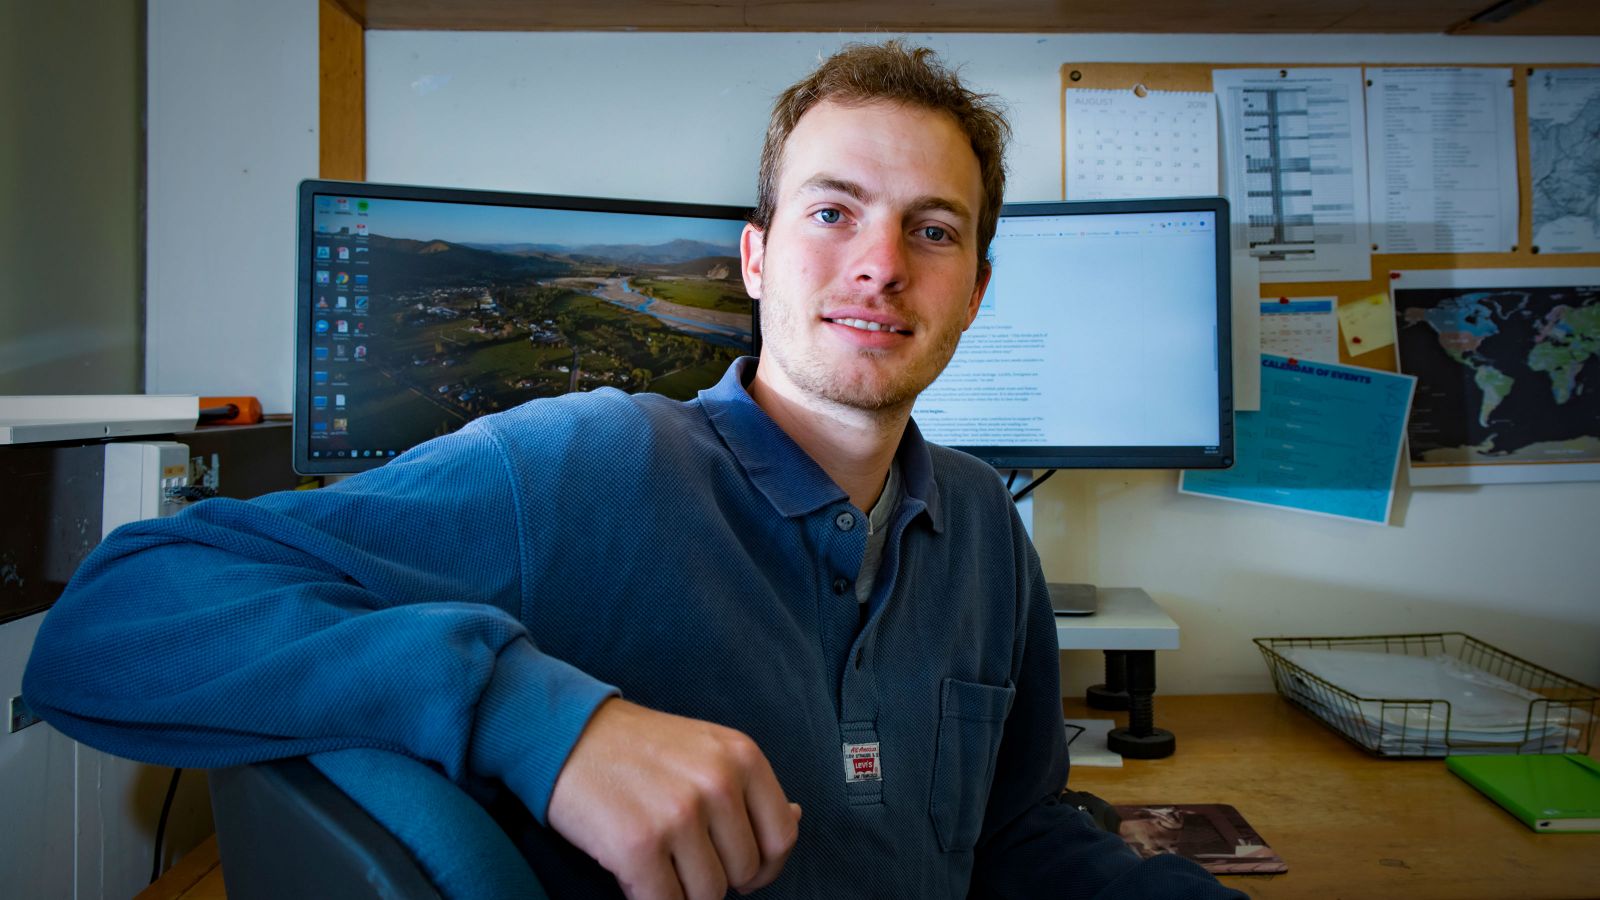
xmin=1446 ymin=753 xmax=1600 ymax=833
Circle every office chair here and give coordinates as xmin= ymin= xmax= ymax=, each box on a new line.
xmin=209 ymin=748 xmax=548 ymax=900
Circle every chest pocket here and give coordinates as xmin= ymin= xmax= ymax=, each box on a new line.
xmin=928 ymin=677 xmax=1015 ymax=852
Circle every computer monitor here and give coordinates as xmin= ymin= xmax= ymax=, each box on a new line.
xmin=912 ymin=197 xmax=1233 ymax=470
xmin=294 ymin=180 xmax=757 ymax=474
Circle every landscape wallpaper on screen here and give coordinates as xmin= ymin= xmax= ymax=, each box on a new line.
xmin=309 ymin=195 xmax=754 ymax=457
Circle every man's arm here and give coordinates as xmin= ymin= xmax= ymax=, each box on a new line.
xmin=24 ymin=408 xmax=800 ymax=899
xmin=968 ymin=543 xmax=1245 ymax=900
xmin=23 ymin=417 xmax=617 ymax=821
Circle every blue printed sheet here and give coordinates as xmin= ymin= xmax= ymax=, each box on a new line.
xmin=1180 ymin=355 xmax=1416 ymax=524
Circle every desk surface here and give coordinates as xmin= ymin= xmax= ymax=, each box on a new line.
xmin=1063 ymin=693 xmax=1600 ymax=899
xmin=142 ymin=694 xmax=1600 ymax=900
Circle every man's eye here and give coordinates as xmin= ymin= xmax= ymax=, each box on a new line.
xmin=921 ymin=225 xmax=949 ymax=242
xmin=814 ymin=208 xmax=843 ymax=224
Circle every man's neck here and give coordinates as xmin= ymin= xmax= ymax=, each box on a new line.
xmin=748 ymin=362 xmax=908 ymax=512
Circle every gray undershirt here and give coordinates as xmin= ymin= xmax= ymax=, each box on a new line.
xmin=855 ymin=459 xmax=902 ymax=610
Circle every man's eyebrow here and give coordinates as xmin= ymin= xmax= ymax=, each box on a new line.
xmin=798 ymin=175 xmax=974 ymax=225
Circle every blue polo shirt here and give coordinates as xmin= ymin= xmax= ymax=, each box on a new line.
xmin=25 ymin=359 xmax=1238 ymax=898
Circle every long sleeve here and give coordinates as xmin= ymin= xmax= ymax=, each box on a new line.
xmin=969 ymin=543 xmax=1245 ymax=900
xmin=22 ymin=416 xmax=618 ymax=822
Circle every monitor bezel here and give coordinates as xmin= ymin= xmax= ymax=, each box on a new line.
xmin=293 ymin=179 xmax=759 ymax=475
xmin=941 ymin=196 xmax=1234 ymax=471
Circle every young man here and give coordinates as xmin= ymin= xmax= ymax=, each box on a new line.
xmin=26 ymin=42 xmax=1240 ymax=899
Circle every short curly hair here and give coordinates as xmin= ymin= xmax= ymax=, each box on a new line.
xmin=752 ymin=40 xmax=1011 ymax=272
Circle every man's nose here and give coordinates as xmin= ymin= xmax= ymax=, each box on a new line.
xmin=849 ymin=220 xmax=908 ymax=293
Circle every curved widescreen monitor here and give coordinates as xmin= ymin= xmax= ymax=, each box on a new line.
xmin=913 ymin=197 xmax=1234 ymax=470
xmin=294 ymin=180 xmax=757 ymax=474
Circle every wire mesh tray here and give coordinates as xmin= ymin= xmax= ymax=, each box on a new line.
xmin=1255 ymin=633 xmax=1598 ymax=758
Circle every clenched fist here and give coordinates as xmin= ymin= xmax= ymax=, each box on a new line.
xmin=547 ymin=698 xmax=803 ymax=899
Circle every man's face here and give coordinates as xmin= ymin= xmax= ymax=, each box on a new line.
xmin=741 ymin=99 xmax=990 ymax=413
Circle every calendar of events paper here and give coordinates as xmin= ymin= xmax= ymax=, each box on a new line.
xmin=1065 ymin=89 xmax=1218 ymax=200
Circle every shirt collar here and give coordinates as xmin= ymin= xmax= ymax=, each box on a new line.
xmin=699 ymin=358 xmax=944 ymax=533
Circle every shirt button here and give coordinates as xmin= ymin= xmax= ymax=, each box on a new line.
xmin=833 ymin=577 xmax=850 ymax=595
xmin=834 ymin=511 xmax=856 ymax=531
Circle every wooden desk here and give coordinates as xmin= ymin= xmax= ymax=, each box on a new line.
xmin=134 ymin=834 xmax=224 ymax=900
xmin=140 ymin=694 xmax=1600 ymax=900
xmin=1063 ymin=694 xmax=1600 ymax=899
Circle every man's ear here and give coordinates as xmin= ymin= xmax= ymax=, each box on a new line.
xmin=740 ymin=223 xmax=766 ymax=299
xmin=963 ymin=263 xmax=992 ymax=330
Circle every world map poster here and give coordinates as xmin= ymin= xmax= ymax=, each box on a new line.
xmin=1392 ymin=268 xmax=1600 ymax=485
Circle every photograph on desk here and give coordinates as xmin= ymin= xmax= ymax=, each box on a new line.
xmin=1113 ymin=804 xmax=1287 ymax=875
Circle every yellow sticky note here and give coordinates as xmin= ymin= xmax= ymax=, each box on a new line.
xmin=1337 ymin=293 xmax=1395 ymax=357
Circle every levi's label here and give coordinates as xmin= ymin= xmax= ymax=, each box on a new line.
xmin=842 ymin=742 xmax=882 ymax=782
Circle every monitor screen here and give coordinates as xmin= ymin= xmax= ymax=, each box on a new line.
xmin=294 ymin=181 xmax=757 ymax=474
xmin=912 ymin=197 xmax=1234 ymax=469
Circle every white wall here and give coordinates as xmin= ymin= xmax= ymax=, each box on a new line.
xmin=1 ymin=1 xmax=143 ymax=395
xmin=364 ymin=31 xmax=1600 ymax=694
xmin=145 ymin=0 xmax=320 ymax=414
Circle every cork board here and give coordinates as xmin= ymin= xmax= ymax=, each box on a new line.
xmin=1060 ymin=62 xmax=1600 ymax=374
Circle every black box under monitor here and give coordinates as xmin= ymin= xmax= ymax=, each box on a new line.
xmin=294 ymin=180 xmax=758 ymax=475
xmin=913 ymin=197 xmax=1234 ymax=470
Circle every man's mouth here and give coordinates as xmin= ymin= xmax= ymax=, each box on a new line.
xmin=825 ymin=316 xmax=913 ymax=336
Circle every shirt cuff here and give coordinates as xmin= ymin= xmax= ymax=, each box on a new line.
xmin=468 ymin=638 xmax=619 ymax=824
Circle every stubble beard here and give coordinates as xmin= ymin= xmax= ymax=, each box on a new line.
xmin=761 ymin=287 xmax=967 ymax=415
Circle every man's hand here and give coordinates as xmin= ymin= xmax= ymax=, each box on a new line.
xmin=547 ymin=698 xmax=803 ymax=899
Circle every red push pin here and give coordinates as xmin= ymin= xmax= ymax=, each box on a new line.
xmin=1279 ymin=296 xmax=1290 ymax=304
xmin=1288 ymin=357 xmax=1299 ymax=367
xmin=1353 ymin=336 xmax=1363 ymax=345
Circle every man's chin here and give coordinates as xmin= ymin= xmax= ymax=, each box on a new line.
xmin=810 ymin=374 xmax=927 ymax=414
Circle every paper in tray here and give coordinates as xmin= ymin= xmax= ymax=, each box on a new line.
xmin=1276 ymin=647 xmax=1586 ymax=754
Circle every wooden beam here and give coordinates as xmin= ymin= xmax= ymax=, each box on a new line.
xmin=335 ymin=0 xmax=1600 ymax=34
xmin=320 ymin=0 xmax=365 ymax=181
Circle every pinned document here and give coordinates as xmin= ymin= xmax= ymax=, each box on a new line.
xmin=1180 ymin=355 xmax=1415 ymax=524
xmin=1065 ymin=88 xmax=1218 ymax=200
xmin=1261 ymin=297 xmax=1338 ymax=364
xmin=1337 ymin=293 xmax=1395 ymax=357
xmin=1215 ymin=68 xmax=1372 ymax=282
xmin=1366 ymin=67 xmax=1518 ymax=254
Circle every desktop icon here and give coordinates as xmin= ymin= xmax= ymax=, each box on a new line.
xmin=336 ymin=198 xmax=350 ymax=212
xmin=354 ymin=321 xmax=366 ymax=335
xmin=316 ymin=246 xmax=331 ymax=260
xmin=315 ymin=319 xmax=330 ymax=334
xmin=335 ymin=344 xmax=348 ymax=359
xmin=355 ymin=223 xmax=368 ymax=237
xmin=335 ymin=296 xmax=348 ymax=309
xmin=354 ymin=296 xmax=369 ymax=309
xmin=312 ymin=421 xmax=327 ymax=433
xmin=353 ymin=344 xmax=367 ymax=360
xmin=315 ymin=271 xmax=330 ymax=285
xmin=313 ymin=370 xmax=328 ymax=384
xmin=336 ymin=320 xmax=348 ymax=334
xmin=336 ymin=272 xmax=350 ymax=286
xmin=354 ymin=274 xmax=368 ymax=287
xmin=317 ymin=197 xmax=331 ymax=210
xmin=357 ymin=200 xmax=369 ymax=213
xmin=332 ymin=418 xmax=348 ymax=432
xmin=313 ymin=395 xmax=328 ymax=409
xmin=316 ymin=296 xmax=329 ymax=309
xmin=317 ymin=224 xmax=331 ymax=234
xmin=335 ymin=394 xmax=346 ymax=408
xmin=314 ymin=346 xmax=330 ymax=360
xmin=337 ymin=246 xmax=350 ymax=261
